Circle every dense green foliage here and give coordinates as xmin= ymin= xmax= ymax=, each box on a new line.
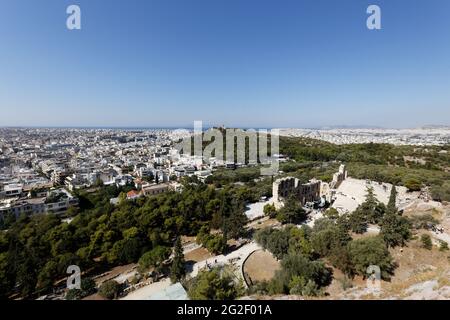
xmin=187 ymin=266 xmax=244 ymax=300
xmin=349 ymin=187 xmax=386 ymax=233
xmin=275 ymin=195 xmax=308 ymax=224
xmin=262 ymin=196 xmax=308 ymax=224
xmin=309 ymin=214 xmax=356 ymax=276
xmin=0 ymin=181 xmax=249 ymax=298
xmin=255 ymin=225 xmax=313 ymax=260
xmin=431 ymin=181 xmax=450 ymax=202
xmin=196 ymin=226 xmax=227 ymax=255
xmin=254 ymin=224 xmax=332 ymax=296
xmin=65 ymin=277 xmax=97 ymax=300
xmin=268 ymin=253 xmax=332 ymax=296
xmin=263 ymin=203 xmax=277 ymax=218
xmin=98 ymin=280 xmax=122 ymax=299
xmin=380 ymin=186 xmax=411 ymax=248
xmin=310 ymin=217 xmax=351 ymax=257
xmin=255 ymin=185 xmax=403 ymax=284
xmin=347 ymin=236 xmax=396 ymax=280
xmin=380 ymin=213 xmax=411 ymax=248
xmin=138 ymin=246 xmax=171 ymax=274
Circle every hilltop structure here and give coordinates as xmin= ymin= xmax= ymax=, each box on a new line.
xmin=272 ymin=164 xmax=347 ymax=208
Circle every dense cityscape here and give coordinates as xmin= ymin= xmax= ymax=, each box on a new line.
xmin=279 ymin=127 xmax=450 ymax=146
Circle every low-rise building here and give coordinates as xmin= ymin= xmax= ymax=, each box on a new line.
xmin=142 ymin=183 xmax=170 ymax=196
xmin=0 ymin=183 xmax=23 ymax=199
xmin=0 ymin=189 xmax=78 ymax=219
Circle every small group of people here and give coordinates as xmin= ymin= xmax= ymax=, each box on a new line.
xmin=431 ymin=225 xmax=444 ymax=234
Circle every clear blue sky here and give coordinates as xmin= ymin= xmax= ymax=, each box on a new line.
xmin=1 ymin=0 xmax=450 ymax=128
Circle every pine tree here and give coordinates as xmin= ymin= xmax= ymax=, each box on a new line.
xmin=220 ymin=193 xmax=247 ymax=240
xmin=387 ymin=185 xmax=397 ymax=213
xmin=354 ymin=186 xmax=385 ymax=226
xmin=363 ymin=187 xmax=377 ymax=211
xmin=223 ymin=200 xmax=247 ymax=240
xmin=380 ymin=212 xmax=411 ymax=247
xmin=380 ymin=184 xmax=411 ymax=247
xmin=170 ymin=237 xmax=186 ymax=283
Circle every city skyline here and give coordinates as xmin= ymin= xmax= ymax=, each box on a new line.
xmin=1 ymin=0 xmax=450 ymax=128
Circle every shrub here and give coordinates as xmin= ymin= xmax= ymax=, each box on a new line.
xmin=263 ymin=203 xmax=277 ymax=218
xmin=421 ymin=234 xmax=432 ymax=250
xmin=269 ymin=253 xmax=332 ymax=295
xmin=98 ymin=280 xmax=122 ymax=300
xmin=347 ymin=236 xmax=396 ymax=280
xmin=138 ymin=246 xmax=171 ymax=273
xmin=255 ymin=225 xmax=313 ymax=260
xmin=276 ymin=195 xmax=307 ymax=224
xmin=311 ymin=218 xmax=351 ymax=257
xmin=404 ymin=178 xmax=422 ymax=192
xmin=380 ymin=213 xmax=411 ymax=248
xmin=431 ymin=182 xmax=450 ymax=202
xmin=196 ymin=226 xmax=227 ymax=254
xmin=188 ymin=266 xmax=244 ymax=300
xmin=289 ymin=276 xmax=322 ymax=296
xmin=65 ymin=277 xmax=97 ymax=300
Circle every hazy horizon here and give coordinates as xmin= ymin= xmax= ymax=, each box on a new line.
xmin=1 ymin=123 xmax=449 ymax=130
